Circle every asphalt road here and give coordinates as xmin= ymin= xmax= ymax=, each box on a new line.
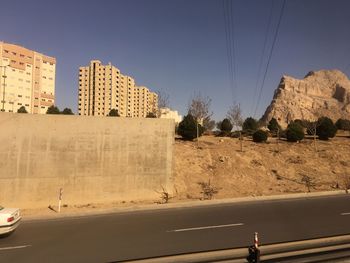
xmin=1 ymin=194 xmax=350 ymax=263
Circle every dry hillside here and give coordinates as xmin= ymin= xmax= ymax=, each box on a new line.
xmin=173 ymin=133 xmax=350 ymax=200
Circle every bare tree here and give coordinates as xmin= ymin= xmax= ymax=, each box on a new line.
xmin=226 ymin=103 xmax=243 ymax=130
xmin=155 ymin=186 xmax=171 ymax=204
xmin=342 ymin=174 xmax=350 ymax=194
xmin=203 ymin=117 xmax=216 ymax=131
xmin=198 ymin=179 xmax=219 ymax=200
xmin=157 ymin=90 xmax=170 ymax=109
xmin=301 ymin=174 xmax=316 ymax=192
xmin=188 ymin=92 xmax=213 ymax=130
xmin=304 ymin=117 xmax=322 ymax=152
xmin=156 ymin=90 xmax=170 ymax=117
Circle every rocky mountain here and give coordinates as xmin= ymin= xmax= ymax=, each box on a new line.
xmin=261 ymin=69 xmax=350 ymax=128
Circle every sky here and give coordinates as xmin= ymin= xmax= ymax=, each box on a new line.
xmin=1 ymin=0 xmax=349 ymax=121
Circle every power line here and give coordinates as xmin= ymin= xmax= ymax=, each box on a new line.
xmin=250 ymin=0 xmax=274 ymax=117
xmin=253 ymin=0 xmax=286 ymax=118
xmin=222 ymin=0 xmax=238 ymax=104
xmin=222 ymin=0 xmax=234 ymax=101
xmin=229 ymin=0 xmax=238 ymax=100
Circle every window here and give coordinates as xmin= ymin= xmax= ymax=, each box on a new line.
xmin=20 ymin=54 xmax=25 ymax=58
xmin=4 ymin=50 xmax=9 ymax=53
xmin=12 ymin=52 xmax=16 ymax=55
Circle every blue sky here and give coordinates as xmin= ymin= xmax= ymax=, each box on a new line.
xmin=1 ymin=0 xmax=349 ymax=120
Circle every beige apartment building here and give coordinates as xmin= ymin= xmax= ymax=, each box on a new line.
xmin=0 ymin=41 xmax=56 ymax=114
xmin=78 ymin=60 xmax=158 ymax=117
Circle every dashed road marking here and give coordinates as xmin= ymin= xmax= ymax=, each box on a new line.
xmin=0 ymin=245 xmax=31 ymax=251
xmin=168 ymin=223 xmax=244 ymax=232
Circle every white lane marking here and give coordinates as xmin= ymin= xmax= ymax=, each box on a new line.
xmin=168 ymin=223 xmax=244 ymax=232
xmin=0 ymin=245 xmax=31 ymax=251
xmin=341 ymin=212 xmax=350 ymax=216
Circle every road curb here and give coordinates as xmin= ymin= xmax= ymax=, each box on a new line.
xmin=22 ymin=190 xmax=347 ymax=221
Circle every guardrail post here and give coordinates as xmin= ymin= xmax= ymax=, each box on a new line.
xmin=247 ymin=232 xmax=260 ymax=263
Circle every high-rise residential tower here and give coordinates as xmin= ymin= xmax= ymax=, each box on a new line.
xmin=78 ymin=60 xmax=158 ymax=117
xmin=0 ymin=41 xmax=56 ymax=114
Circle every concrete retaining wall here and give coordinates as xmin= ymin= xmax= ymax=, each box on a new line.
xmin=0 ymin=113 xmax=174 ymax=208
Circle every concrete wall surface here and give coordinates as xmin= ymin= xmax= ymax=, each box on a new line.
xmin=0 ymin=113 xmax=174 ymax=208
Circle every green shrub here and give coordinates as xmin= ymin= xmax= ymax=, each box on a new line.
xmin=267 ymin=118 xmax=281 ymax=135
xmin=17 ymin=106 xmax=28 ymax=113
xmin=146 ymin=112 xmax=157 ymax=118
xmin=61 ymin=108 xmax=74 ymax=115
xmin=46 ymin=105 xmax=60 ymax=114
xmin=242 ymin=117 xmax=258 ymax=132
xmin=178 ymin=114 xmax=203 ymax=140
xmin=241 ymin=129 xmax=256 ymax=136
xmin=317 ymin=117 xmax=337 ymax=140
xmin=279 ymin=129 xmax=287 ymax=139
xmin=286 ymin=122 xmax=304 ymax=142
xmin=253 ymin=130 xmax=268 ymax=143
xmin=294 ymin=119 xmax=307 ymax=128
xmin=335 ymin=118 xmax=350 ymax=131
xmin=230 ymin=131 xmax=241 ymax=138
xmin=220 ymin=118 xmax=233 ymax=133
xmin=108 ymin=109 xmax=120 ymax=117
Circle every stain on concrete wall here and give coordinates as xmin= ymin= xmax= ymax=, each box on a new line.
xmin=0 ymin=113 xmax=174 ymax=208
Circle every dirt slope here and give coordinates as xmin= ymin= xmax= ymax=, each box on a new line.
xmin=173 ymin=134 xmax=350 ymax=200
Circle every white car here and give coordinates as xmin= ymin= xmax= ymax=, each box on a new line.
xmin=0 ymin=206 xmax=21 ymax=236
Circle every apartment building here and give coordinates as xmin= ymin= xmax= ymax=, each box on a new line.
xmin=0 ymin=41 xmax=56 ymax=114
xmin=78 ymin=60 xmax=158 ymax=117
xmin=134 ymin=86 xmax=158 ymax=118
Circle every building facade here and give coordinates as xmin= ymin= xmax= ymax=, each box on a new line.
xmin=78 ymin=60 xmax=158 ymax=117
xmin=0 ymin=41 xmax=56 ymax=114
xmin=160 ymin=107 xmax=182 ymax=124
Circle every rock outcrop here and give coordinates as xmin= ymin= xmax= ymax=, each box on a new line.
xmin=261 ymin=69 xmax=350 ymax=128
